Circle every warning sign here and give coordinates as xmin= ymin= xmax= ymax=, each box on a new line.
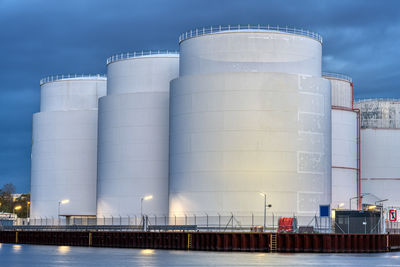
xmin=389 ymin=209 xmax=397 ymax=222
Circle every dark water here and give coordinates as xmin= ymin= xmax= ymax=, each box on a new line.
xmin=1 ymin=243 xmax=400 ymax=266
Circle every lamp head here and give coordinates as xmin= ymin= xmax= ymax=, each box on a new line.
xmin=143 ymin=195 xmax=153 ymax=201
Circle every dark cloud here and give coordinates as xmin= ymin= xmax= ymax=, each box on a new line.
xmin=0 ymin=0 xmax=399 ymax=192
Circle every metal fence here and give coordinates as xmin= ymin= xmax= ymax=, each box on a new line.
xmin=387 ymin=221 xmax=400 ymax=234
xmin=106 ymin=50 xmax=179 ymax=65
xmin=322 ymin=72 xmax=353 ymax=83
xmin=40 ymin=74 xmax=106 ymax=85
xmin=12 ymin=214 xmax=331 ymax=233
xmin=178 ymin=24 xmax=323 ymax=43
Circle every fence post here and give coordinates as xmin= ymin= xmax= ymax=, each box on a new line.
xmin=218 ymin=213 xmax=221 ymax=228
xmin=347 ymin=216 xmax=350 ymax=234
xmin=272 ymin=213 xmax=275 ymax=231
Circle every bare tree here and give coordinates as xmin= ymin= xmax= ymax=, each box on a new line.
xmin=1 ymin=183 xmax=16 ymax=195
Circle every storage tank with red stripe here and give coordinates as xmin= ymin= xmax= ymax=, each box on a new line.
xmin=323 ymin=72 xmax=358 ymax=210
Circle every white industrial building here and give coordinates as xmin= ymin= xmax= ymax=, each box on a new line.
xmin=29 ymin=25 xmax=398 ymax=220
xmin=323 ymin=73 xmax=358 ymax=210
xmin=30 ymin=75 xmax=106 ymax=218
xmin=169 ymin=26 xmax=332 ymax=217
xmin=354 ymin=99 xmax=400 ymax=207
xmin=96 ymin=51 xmax=179 ymax=217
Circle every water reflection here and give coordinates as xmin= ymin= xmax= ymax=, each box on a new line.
xmin=12 ymin=245 xmax=21 ymax=252
xmin=1 ymin=243 xmax=400 ymax=266
xmin=57 ymin=246 xmax=70 ymax=255
xmin=140 ymin=249 xmax=155 ymax=255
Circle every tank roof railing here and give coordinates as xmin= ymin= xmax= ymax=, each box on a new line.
xmin=178 ymin=24 xmax=323 ymax=44
xmin=354 ymin=98 xmax=400 ymax=104
xmin=106 ymin=50 xmax=179 ymax=65
xmin=322 ymin=72 xmax=353 ymax=83
xmin=40 ymin=74 xmax=106 ymax=85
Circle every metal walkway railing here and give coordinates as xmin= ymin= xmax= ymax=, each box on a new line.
xmin=106 ymin=50 xmax=179 ymax=65
xmin=40 ymin=74 xmax=106 ymax=85
xmin=179 ymin=24 xmax=323 ymax=43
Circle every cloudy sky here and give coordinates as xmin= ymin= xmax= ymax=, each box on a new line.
xmin=0 ymin=0 xmax=399 ymax=192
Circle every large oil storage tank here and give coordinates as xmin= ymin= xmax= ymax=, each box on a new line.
xmin=169 ymin=25 xmax=332 ymax=217
xmin=323 ymin=72 xmax=358 ymax=210
xmin=354 ymin=99 xmax=400 ymax=207
xmin=96 ymin=51 xmax=179 ymax=217
xmin=30 ymin=75 xmax=107 ymax=218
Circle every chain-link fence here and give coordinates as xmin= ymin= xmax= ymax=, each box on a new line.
xmin=12 ymin=213 xmax=332 ymax=233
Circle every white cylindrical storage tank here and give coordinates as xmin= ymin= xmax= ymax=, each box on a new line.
xmin=323 ymin=73 xmax=357 ymax=210
xmin=179 ymin=26 xmax=322 ymax=77
xmin=96 ymin=52 xmax=179 ymax=217
xmin=170 ymin=26 xmax=331 ymax=218
xmin=354 ymin=99 xmax=400 ymax=207
xmin=30 ymin=75 xmax=107 ymax=218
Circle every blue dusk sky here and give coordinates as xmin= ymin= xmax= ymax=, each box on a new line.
xmin=0 ymin=0 xmax=399 ymax=192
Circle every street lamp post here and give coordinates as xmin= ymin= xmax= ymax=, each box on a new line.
xmin=140 ymin=195 xmax=153 ymax=217
xmin=349 ymin=193 xmax=370 ymax=210
xmin=58 ymin=199 xmax=69 ymax=222
xmin=27 ymin=201 xmax=31 ymax=219
xmin=349 ymin=197 xmax=357 ymax=210
xmin=140 ymin=195 xmax=153 ymax=232
xmin=259 ymin=192 xmax=272 ymax=230
xmin=14 ymin=205 xmax=22 ymax=216
xmin=375 ymin=199 xmax=388 ymax=234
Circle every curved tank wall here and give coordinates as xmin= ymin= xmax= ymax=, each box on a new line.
xmin=323 ymin=73 xmax=353 ymax=109
xmin=169 ymin=72 xmax=331 ymax=216
xmin=331 ymin=109 xmax=357 ymax=209
xmin=40 ymin=76 xmax=107 ymax=112
xmin=96 ymin=53 xmax=179 ymax=217
xmin=324 ymin=74 xmax=357 ymax=209
xmin=30 ymin=77 xmax=106 ymax=218
xmin=107 ymin=54 xmax=179 ymax=95
xmin=354 ymin=100 xmax=400 ymax=207
xmin=360 ymin=129 xmax=400 ymax=206
xmin=179 ymin=30 xmax=322 ymax=77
